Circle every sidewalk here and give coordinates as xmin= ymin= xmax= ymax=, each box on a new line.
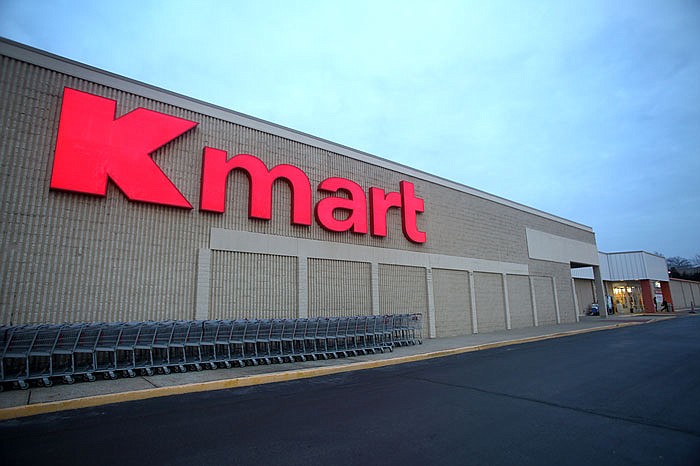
xmin=0 ymin=315 xmax=677 ymax=419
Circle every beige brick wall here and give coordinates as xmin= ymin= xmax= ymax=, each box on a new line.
xmin=574 ymin=279 xmax=595 ymax=315
xmin=670 ymin=280 xmax=685 ymax=307
xmin=0 ymin=52 xmax=594 ymax=325
xmin=671 ymin=280 xmax=700 ymax=309
xmin=209 ymin=251 xmax=298 ymax=320
xmin=533 ymin=276 xmax=557 ymax=325
xmin=530 ymin=260 xmax=576 ymax=323
xmin=308 ymin=259 xmax=372 ymax=317
xmin=474 ymin=272 xmax=506 ymax=333
xmin=433 ymin=268 xmax=472 ymax=337
xmin=378 ymin=264 xmax=428 ymax=325
xmin=507 ymin=274 xmax=533 ymax=329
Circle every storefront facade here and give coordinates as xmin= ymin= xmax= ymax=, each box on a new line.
xmin=0 ymin=39 xmax=601 ymax=337
xmin=572 ymin=251 xmax=671 ymax=314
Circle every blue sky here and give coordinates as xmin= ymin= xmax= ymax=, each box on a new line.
xmin=1 ymin=0 xmax=698 ymax=258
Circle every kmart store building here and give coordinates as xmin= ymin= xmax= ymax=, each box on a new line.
xmin=0 ymin=39 xmax=605 ymax=337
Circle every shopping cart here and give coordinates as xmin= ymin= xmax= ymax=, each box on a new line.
xmin=115 ymin=323 xmax=140 ymax=378
xmin=2 ymin=325 xmax=36 ymax=389
xmin=151 ymin=321 xmax=175 ymax=374
xmin=51 ymin=324 xmax=84 ymax=385
xmin=0 ymin=313 xmax=423 ymax=390
xmin=168 ymin=321 xmax=189 ymax=373
xmin=28 ymin=325 xmax=61 ymax=387
xmin=133 ymin=322 xmax=158 ymax=376
xmin=213 ymin=320 xmax=233 ymax=367
xmin=94 ymin=323 xmax=124 ymax=379
xmin=73 ymin=324 xmax=101 ymax=381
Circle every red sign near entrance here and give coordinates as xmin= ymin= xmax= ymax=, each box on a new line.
xmin=50 ymin=88 xmax=427 ymax=243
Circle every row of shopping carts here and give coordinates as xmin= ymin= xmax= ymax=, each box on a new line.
xmin=0 ymin=314 xmax=422 ymax=390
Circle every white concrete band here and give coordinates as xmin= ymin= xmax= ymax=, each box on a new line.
xmin=526 ymin=228 xmax=599 ymax=265
xmin=210 ymin=229 xmax=529 ymax=275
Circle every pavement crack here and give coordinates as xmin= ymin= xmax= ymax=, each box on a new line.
xmin=406 ymin=375 xmax=700 ymax=438
xmin=142 ymin=377 xmax=159 ymax=388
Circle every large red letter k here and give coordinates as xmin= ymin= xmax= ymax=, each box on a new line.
xmin=50 ymin=88 xmax=198 ymax=208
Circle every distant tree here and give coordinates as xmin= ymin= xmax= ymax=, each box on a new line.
xmin=653 ymin=251 xmax=666 ymax=258
xmin=666 ymin=255 xmax=700 ymax=283
xmin=666 ymin=256 xmax=692 ymax=269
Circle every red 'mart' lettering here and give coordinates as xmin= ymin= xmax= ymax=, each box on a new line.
xmin=48 ymin=90 xmax=425 ymax=241
xmin=369 ymin=187 xmax=402 ymax=238
xmin=50 ymin=88 xmax=197 ymax=208
xmin=200 ymin=149 xmax=312 ymax=226
xmin=370 ymin=182 xmax=426 ymax=243
xmin=400 ymin=181 xmax=426 ymax=243
xmin=315 ymin=177 xmax=368 ymax=234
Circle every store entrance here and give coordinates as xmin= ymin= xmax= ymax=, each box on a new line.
xmin=612 ymin=282 xmax=644 ymax=313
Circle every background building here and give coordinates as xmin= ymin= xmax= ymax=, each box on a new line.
xmin=0 ymin=38 xmax=603 ymax=337
xmin=670 ymin=278 xmax=700 ymax=310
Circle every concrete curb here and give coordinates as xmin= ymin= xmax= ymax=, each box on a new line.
xmin=0 ymin=321 xmax=644 ymax=421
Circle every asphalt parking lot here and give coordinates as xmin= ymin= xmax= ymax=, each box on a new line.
xmin=1 ymin=315 xmax=698 ymax=465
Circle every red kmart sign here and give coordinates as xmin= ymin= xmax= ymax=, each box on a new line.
xmin=50 ymin=88 xmax=427 ymax=243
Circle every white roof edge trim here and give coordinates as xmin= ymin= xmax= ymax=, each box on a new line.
xmin=600 ymin=250 xmax=666 ymax=259
xmin=1 ymin=37 xmax=593 ymax=233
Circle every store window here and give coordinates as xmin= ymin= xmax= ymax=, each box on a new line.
xmin=612 ymin=283 xmax=644 ymax=313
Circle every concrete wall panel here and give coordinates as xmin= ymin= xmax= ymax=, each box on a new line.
xmin=379 ymin=264 xmax=428 ymax=324
xmin=433 ymin=268 xmax=472 ymax=337
xmin=670 ymin=280 xmax=685 ymax=308
xmin=474 ymin=272 xmax=506 ymax=333
xmin=574 ymin=278 xmax=595 ymax=316
xmin=530 ymin=260 xmax=576 ymax=323
xmin=533 ymin=276 xmax=557 ymax=325
xmin=209 ymin=251 xmax=297 ymax=320
xmin=308 ymin=259 xmax=372 ymax=317
xmin=507 ymin=274 xmax=533 ymax=329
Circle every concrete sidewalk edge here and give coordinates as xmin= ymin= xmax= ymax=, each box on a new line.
xmin=0 ymin=321 xmax=644 ymax=421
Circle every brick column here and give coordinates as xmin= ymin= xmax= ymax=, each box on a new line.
xmin=661 ymin=281 xmax=673 ymax=306
xmin=640 ymin=279 xmax=655 ymax=313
